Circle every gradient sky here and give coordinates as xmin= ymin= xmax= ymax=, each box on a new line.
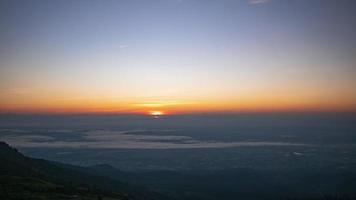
xmin=1 ymin=0 xmax=356 ymax=114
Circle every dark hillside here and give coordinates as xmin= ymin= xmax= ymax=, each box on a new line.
xmin=0 ymin=141 xmax=167 ymax=200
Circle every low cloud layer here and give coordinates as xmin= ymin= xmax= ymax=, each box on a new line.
xmin=249 ymin=0 xmax=271 ymax=4
xmin=0 ymin=129 xmax=307 ymax=149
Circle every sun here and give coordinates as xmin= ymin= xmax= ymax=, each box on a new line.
xmin=150 ymin=111 xmax=164 ymax=118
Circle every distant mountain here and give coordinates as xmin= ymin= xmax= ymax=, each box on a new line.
xmin=0 ymin=141 xmax=168 ymax=200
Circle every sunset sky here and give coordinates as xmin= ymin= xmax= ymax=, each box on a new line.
xmin=1 ymin=0 xmax=356 ymax=114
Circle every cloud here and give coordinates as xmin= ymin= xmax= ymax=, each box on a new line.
xmin=1 ymin=129 xmax=309 ymax=149
xmin=249 ymin=0 xmax=271 ymax=4
xmin=119 ymin=45 xmax=128 ymax=49
xmin=135 ymin=100 xmax=197 ymax=108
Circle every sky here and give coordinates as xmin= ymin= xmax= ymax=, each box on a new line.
xmin=0 ymin=0 xmax=356 ymax=114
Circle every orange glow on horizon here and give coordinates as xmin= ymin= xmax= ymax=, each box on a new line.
xmin=150 ymin=111 xmax=164 ymax=116
xmin=1 ymin=87 xmax=356 ymax=115
xmin=1 ymin=96 xmax=356 ymax=115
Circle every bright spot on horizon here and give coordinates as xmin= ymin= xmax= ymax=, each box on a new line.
xmin=150 ymin=111 xmax=164 ymax=118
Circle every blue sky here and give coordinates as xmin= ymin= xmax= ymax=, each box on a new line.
xmin=1 ymin=0 xmax=356 ymax=113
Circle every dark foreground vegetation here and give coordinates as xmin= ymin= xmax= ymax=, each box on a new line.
xmin=0 ymin=141 xmax=167 ymax=200
xmin=1 ymin=141 xmax=356 ymax=200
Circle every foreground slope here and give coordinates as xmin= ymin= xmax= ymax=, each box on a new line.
xmin=0 ymin=141 xmax=167 ymax=200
